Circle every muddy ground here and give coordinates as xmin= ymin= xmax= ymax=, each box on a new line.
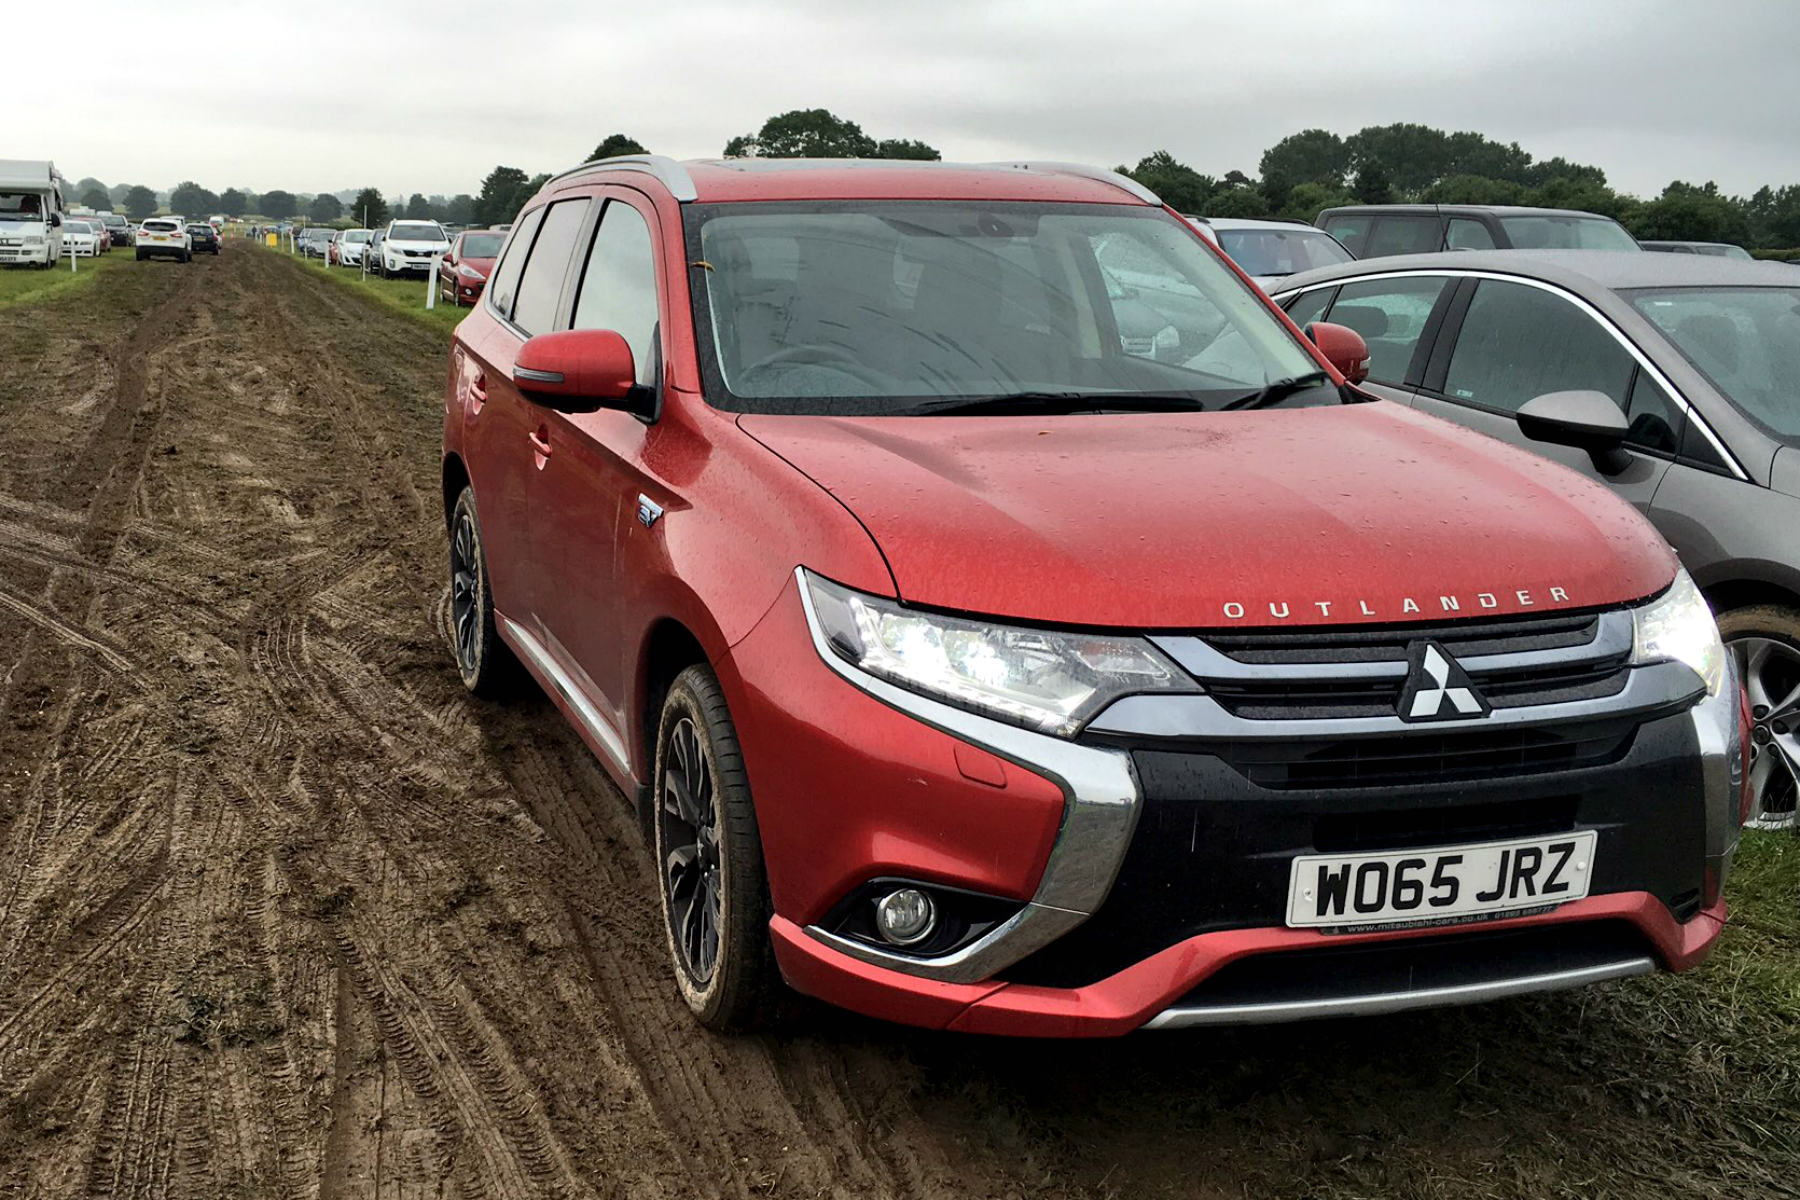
xmin=0 ymin=247 xmax=1794 ymax=1200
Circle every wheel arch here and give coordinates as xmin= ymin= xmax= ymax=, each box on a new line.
xmin=1698 ymin=567 xmax=1800 ymax=621
xmin=441 ymin=452 xmax=470 ymax=531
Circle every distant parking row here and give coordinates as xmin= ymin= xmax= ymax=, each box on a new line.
xmin=291 ymin=220 xmax=508 ymax=306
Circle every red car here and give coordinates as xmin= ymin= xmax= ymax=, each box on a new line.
xmin=442 ymin=157 xmax=1746 ymax=1036
xmin=437 ymin=229 xmax=504 ymax=304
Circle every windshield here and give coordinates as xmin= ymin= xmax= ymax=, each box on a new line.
xmin=344 ymin=230 xmax=372 ymax=243
xmin=460 ymin=233 xmax=503 ymax=257
xmin=687 ymin=201 xmax=1325 ymax=416
xmin=1498 ymin=215 xmax=1640 ymax=251
xmin=0 ymin=191 xmax=47 ymax=222
xmin=390 ymin=222 xmax=443 ymax=242
xmin=1215 ymin=227 xmax=1354 ymax=277
xmin=1628 ymin=286 xmax=1800 ymax=441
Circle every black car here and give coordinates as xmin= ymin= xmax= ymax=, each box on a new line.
xmin=186 ymin=224 xmax=220 ymax=255
xmin=1317 ymin=205 xmax=1642 ymax=257
xmin=1272 ymin=249 xmax=1800 ymax=831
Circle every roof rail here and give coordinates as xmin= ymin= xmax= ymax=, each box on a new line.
xmin=983 ymin=161 xmax=1162 ymax=206
xmin=545 ymin=154 xmax=698 ymax=203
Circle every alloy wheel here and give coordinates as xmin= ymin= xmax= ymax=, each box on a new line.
xmin=661 ymin=716 xmax=722 ymax=985
xmin=448 ymin=511 xmax=480 ymax=674
xmin=1728 ymin=636 xmax=1800 ymax=830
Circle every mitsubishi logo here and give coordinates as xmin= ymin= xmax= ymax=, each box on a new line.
xmin=1397 ymin=641 xmax=1491 ymax=722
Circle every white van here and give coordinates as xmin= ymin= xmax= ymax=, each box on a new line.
xmin=0 ymin=159 xmax=66 ymax=268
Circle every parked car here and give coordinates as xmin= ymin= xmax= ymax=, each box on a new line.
xmin=441 ymin=156 xmax=1743 ymax=1037
xmin=60 ymin=219 xmax=100 ymax=257
xmin=1189 ymin=216 xmax=1355 ymax=289
xmin=97 ymin=211 xmax=132 ymax=247
xmin=135 ymin=217 xmax=192 ymax=262
xmin=331 ymin=228 xmax=373 ymax=267
xmin=1641 ymin=240 xmax=1756 ymax=261
xmin=1272 ymin=249 xmax=1798 ymax=829
xmin=373 ymin=218 xmax=449 ymax=277
xmin=186 ymin=223 xmax=220 ymax=255
xmin=0 ymin=159 xmax=66 ymax=268
xmin=1318 ymin=205 xmax=1642 ymax=257
xmin=365 ymin=229 xmax=386 ymax=269
xmin=297 ymin=227 xmax=334 ymax=258
xmin=437 ymin=228 xmax=503 ymax=303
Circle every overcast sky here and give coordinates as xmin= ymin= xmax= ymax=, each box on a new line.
xmin=20 ymin=0 xmax=1800 ymax=201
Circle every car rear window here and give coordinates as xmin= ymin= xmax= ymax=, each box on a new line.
xmin=143 ymin=220 xmax=178 ymax=232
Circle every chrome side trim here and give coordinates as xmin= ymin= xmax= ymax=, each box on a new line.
xmin=1269 ymin=267 xmax=1747 ymax=481
xmin=499 ymin=616 xmax=631 ymax=774
xmin=1144 ymin=956 xmax=1655 ymax=1029
xmin=984 ymin=161 xmax=1163 ymax=206
xmin=794 ymin=568 xmax=1140 ymax=985
xmin=1152 ymin=610 xmax=1631 ymax=683
xmin=1088 ymin=660 xmax=1701 ymax=741
xmin=544 ymin=154 xmax=699 ymax=202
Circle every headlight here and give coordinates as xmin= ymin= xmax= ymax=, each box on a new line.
xmin=457 ymin=264 xmax=484 ymax=279
xmin=1631 ymin=568 xmax=1725 ymax=697
xmin=23 ymin=235 xmax=44 ymax=245
xmin=801 ymin=571 xmax=1191 ymax=737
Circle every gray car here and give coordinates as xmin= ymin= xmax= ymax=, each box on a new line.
xmin=1317 ymin=204 xmax=1642 ymax=257
xmin=1272 ymin=250 xmax=1800 ymax=829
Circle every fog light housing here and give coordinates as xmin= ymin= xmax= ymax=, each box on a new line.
xmin=874 ymin=888 xmax=937 ymax=946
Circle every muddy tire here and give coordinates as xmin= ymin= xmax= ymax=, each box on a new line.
xmin=653 ymin=664 xmax=780 ymax=1032
xmin=1719 ymin=604 xmax=1800 ymax=830
xmin=447 ymin=487 xmax=524 ymax=699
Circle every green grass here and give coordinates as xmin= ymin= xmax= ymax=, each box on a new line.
xmin=273 ymin=244 xmax=467 ymax=335
xmin=0 ymin=251 xmax=138 ymax=310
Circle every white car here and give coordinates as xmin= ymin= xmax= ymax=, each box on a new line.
xmin=60 ymin=219 xmax=100 ymax=257
xmin=1188 ymin=216 xmax=1356 ymax=291
xmin=373 ymin=219 xmax=449 ymax=277
xmin=135 ymin=217 xmax=193 ymax=262
xmin=334 ymin=228 xmax=374 ymax=266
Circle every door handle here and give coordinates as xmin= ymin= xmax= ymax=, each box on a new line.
xmin=528 ymin=428 xmax=553 ymax=459
xmin=469 ymin=372 xmax=488 ymax=403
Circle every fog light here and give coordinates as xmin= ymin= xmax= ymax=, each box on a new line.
xmin=874 ymin=888 xmax=936 ymax=946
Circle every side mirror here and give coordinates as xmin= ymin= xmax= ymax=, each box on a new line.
xmin=1517 ymin=390 xmax=1631 ymax=474
xmin=1304 ymin=321 xmax=1370 ymax=385
xmin=50 ymin=212 xmax=62 ymax=227
xmin=513 ymin=328 xmax=655 ymax=418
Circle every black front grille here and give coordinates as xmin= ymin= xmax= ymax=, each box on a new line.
xmin=1219 ymin=720 xmax=1638 ymax=790
xmin=1204 ymin=611 xmax=1604 ymax=664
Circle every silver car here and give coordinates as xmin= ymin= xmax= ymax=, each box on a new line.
xmin=1273 ymin=250 xmax=1800 ymax=829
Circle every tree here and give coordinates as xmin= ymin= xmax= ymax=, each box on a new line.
xmin=219 ymin=188 xmax=248 ymax=216
xmin=79 ymin=186 xmax=110 ymax=211
xmin=1345 ymin=123 xmax=1452 ymax=196
xmin=260 ymin=190 xmax=297 ymax=220
xmin=308 ymin=193 xmax=343 ymax=223
xmin=1259 ymin=129 xmax=1349 ymax=206
xmin=1352 ymin=161 xmax=1394 ymax=205
xmin=587 ymin=133 xmax=648 ymax=161
xmin=351 ymin=188 xmax=388 ymax=228
xmin=475 ymin=166 xmax=530 ymax=226
xmin=1277 ymin=181 xmax=1355 ymax=222
xmin=1121 ymin=151 xmax=1215 ymax=214
xmin=446 ymin=194 xmax=477 ymax=225
xmin=1421 ymin=174 xmax=1525 ymax=206
xmin=725 ymin=108 xmax=877 ymax=158
xmin=108 ymin=183 xmax=132 ymax=207
xmin=1628 ymin=181 xmax=1750 ymax=244
xmin=875 ymin=138 xmax=941 ymax=161
xmin=405 ymin=193 xmax=432 ymax=219
xmin=123 ymin=185 xmax=158 ymax=220
xmin=72 ymin=177 xmax=108 ymax=204
xmin=169 ymin=181 xmax=218 ymax=217
xmin=1201 ymin=186 xmax=1272 ymax=219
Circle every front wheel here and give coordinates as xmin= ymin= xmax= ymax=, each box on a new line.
xmin=1721 ymin=606 xmax=1800 ymax=831
xmin=654 ymin=664 xmax=780 ymax=1032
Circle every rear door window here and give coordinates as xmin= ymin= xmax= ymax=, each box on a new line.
xmin=1364 ymin=216 xmax=1443 ymax=257
xmin=1322 ymin=276 xmax=1449 ymax=384
xmin=1321 ymin=214 xmax=1371 ymax=257
xmin=1445 ymin=218 xmax=1496 ymax=250
xmin=509 ymin=201 xmax=591 ymax=336
xmin=1281 ymin=287 xmax=1335 ymax=330
xmin=485 ymin=206 xmax=544 ymax=322
xmin=1441 ymin=280 xmax=1634 ymax=415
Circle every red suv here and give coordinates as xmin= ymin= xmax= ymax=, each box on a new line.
xmin=442 ymin=156 xmax=1745 ymax=1036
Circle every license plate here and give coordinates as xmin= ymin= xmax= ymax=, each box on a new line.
xmin=1286 ymin=831 xmax=1596 ymax=930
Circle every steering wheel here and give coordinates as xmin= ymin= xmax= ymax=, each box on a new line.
xmin=740 ymin=344 xmax=893 ymax=389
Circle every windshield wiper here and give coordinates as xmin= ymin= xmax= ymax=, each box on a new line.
xmin=907 ymin=391 xmax=1208 ymax=417
xmin=1216 ymin=371 xmax=1334 ymax=412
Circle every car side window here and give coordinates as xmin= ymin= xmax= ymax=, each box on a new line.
xmin=1442 ymin=281 xmax=1635 ymax=415
xmin=510 ymin=201 xmax=590 ymax=336
xmin=573 ymin=200 xmax=660 ymax=385
xmin=1624 ymin=371 xmax=1683 ymax=455
xmin=1322 ymin=276 xmax=1448 ymax=385
xmin=1364 ymin=216 xmax=1442 ymax=257
xmin=1445 ymin=218 xmax=1496 ymax=250
xmin=1282 ymin=287 xmax=1334 ymax=330
xmin=485 ymin=206 xmax=544 ymax=320
xmin=1322 ymin=215 xmax=1370 ymax=257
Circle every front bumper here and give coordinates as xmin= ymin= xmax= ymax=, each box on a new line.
xmin=728 ymin=584 xmax=1740 ymax=1036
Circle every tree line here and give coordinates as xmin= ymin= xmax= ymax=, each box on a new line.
xmin=69 ymin=114 xmax=1800 ymax=249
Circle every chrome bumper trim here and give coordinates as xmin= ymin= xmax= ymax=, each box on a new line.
xmin=1144 ymin=955 xmax=1655 ymax=1029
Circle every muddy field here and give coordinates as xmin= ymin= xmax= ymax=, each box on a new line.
xmin=0 ymin=247 xmax=1795 ymax=1200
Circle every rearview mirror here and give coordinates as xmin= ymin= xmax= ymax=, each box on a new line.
xmin=513 ymin=328 xmax=655 ymax=419
xmin=1516 ymin=390 xmax=1631 ymax=474
xmin=1303 ymin=321 xmax=1370 ymax=385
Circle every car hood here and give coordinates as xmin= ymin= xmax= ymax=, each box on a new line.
xmin=387 ymin=238 xmax=448 ymax=251
xmin=458 ymin=256 xmax=496 ymax=274
xmin=738 ymin=402 xmax=1675 ymax=629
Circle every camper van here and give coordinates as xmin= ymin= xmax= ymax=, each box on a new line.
xmin=0 ymin=160 xmax=66 ymax=268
